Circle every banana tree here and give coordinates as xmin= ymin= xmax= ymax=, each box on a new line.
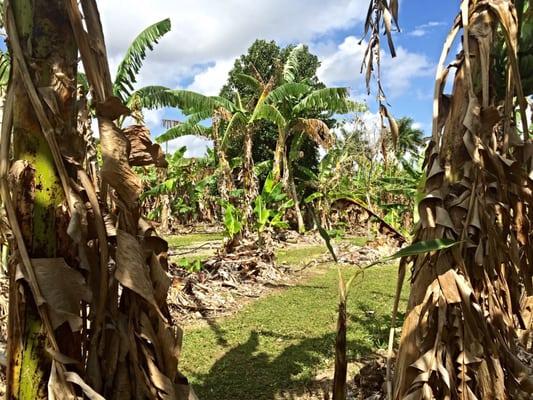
xmin=251 ymin=80 xmax=359 ymax=232
xmin=156 ymin=92 xmax=237 ymax=203
xmin=111 ymin=18 xmax=182 ymax=125
xmin=77 ymin=18 xmax=177 ymax=127
xmin=157 ymin=85 xmax=276 ymax=238
xmin=362 ymin=0 xmax=533 ymax=398
xmin=300 ymin=128 xmax=366 ymax=230
xmin=140 ymin=146 xmax=219 ymax=226
xmin=3 ymin=1 xmax=192 ymax=397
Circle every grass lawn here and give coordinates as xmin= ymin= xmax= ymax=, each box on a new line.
xmin=180 ymin=245 xmax=407 ymax=400
xmin=166 ymin=232 xmax=224 ymax=248
xmin=167 ymin=232 xmax=225 ymax=267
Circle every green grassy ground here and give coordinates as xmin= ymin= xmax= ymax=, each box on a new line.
xmin=166 ymin=232 xmax=224 ymax=248
xmin=167 ymin=232 xmax=225 ymax=267
xmin=179 ymin=244 xmax=407 ymax=400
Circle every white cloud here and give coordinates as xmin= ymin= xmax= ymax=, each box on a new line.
xmin=407 ymin=21 xmax=446 ymax=37
xmin=383 ymin=47 xmax=434 ymax=97
xmin=97 ymin=0 xmax=368 ymax=92
xmin=409 ymin=29 xmax=426 ymax=37
xmin=94 ymin=1 xmax=437 ymax=157
xmin=316 ymin=36 xmax=434 ymax=99
xmin=411 ymin=122 xmax=424 ymax=130
xmin=165 ymin=136 xmax=212 ymax=158
xmin=143 ymin=109 xmax=165 ymax=129
xmin=187 ymin=59 xmax=234 ymax=96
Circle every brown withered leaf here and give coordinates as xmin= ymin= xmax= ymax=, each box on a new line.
xmin=436 ymin=269 xmax=462 ymax=304
xmin=142 ymin=346 xmax=178 ymax=400
xmin=293 ymin=118 xmax=334 ymax=149
xmin=149 ymin=253 xmax=171 ymax=307
xmin=99 ymin=119 xmax=143 ymax=206
xmin=48 ymin=361 xmax=77 ymax=400
xmin=95 ymin=96 xmax=130 ymax=120
xmin=123 ymin=125 xmax=168 ymax=168
xmin=32 ymin=258 xmax=92 ymax=331
xmin=64 ymin=371 xmax=105 ymax=399
xmin=115 ymin=229 xmax=162 ymax=316
xmin=380 ymin=104 xmax=399 ymax=151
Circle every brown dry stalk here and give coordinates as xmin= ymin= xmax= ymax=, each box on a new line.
xmin=393 ymin=1 xmax=533 ymax=398
xmin=1 ymin=0 xmax=192 ymax=398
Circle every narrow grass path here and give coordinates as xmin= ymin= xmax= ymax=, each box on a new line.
xmin=177 ymin=242 xmax=407 ymax=400
xmin=166 ymin=232 xmax=224 ymax=265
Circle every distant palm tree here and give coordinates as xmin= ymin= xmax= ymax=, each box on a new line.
xmin=395 ymin=117 xmax=424 ymax=159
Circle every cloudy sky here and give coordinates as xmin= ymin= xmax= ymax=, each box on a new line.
xmin=97 ymin=0 xmax=460 ymax=156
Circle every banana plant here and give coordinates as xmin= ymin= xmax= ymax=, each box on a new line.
xmin=156 ymin=81 xmax=280 ymax=239
xmin=79 ymin=18 xmax=178 ymax=126
xmin=254 ymin=173 xmax=293 ymax=230
xmin=113 ymin=18 xmax=181 ymax=124
xmin=250 ymin=78 xmax=362 ymax=233
xmin=155 ymin=92 xmax=238 ymax=203
xmin=140 ymin=146 xmax=218 ymax=226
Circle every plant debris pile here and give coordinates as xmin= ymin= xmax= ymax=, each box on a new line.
xmin=168 ymin=243 xmax=289 ymax=321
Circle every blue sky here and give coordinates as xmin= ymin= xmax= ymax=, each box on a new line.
xmin=97 ymin=1 xmax=461 ymax=156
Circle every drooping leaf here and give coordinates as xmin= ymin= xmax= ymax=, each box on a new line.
xmin=293 ymin=87 xmax=352 ymax=114
xmin=389 ymin=238 xmax=458 ymax=260
xmin=32 ymin=258 xmax=92 ymax=331
xmin=251 ymin=103 xmax=287 ymax=128
xmin=282 ymin=44 xmax=305 ymax=83
xmin=253 ymin=159 xmax=273 ymax=176
xmin=127 ymin=85 xmax=179 ymax=110
xmin=265 ymin=82 xmax=310 ymax=104
xmin=221 ymin=111 xmax=247 ymax=149
xmin=292 ymin=118 xmax=334 ymax=149
xmin=114 ymin=230 xmax=163 ymax=316
xmin=156 ymin=122 xmax=211 ymax=144
xmin=113 ymin=18 xmax=171 ymax=101
xmin=169 ymin=90 xmax=219 ymax=115
xmin=234 ymin=73 xmax=262 ymax=94
xmin=304 ymin=192 xmax=323 ymax=203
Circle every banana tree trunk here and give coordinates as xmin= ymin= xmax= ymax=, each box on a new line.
xmin=272 ymin=127 xmax=286 ymax=182
xmin=218 ymin=151 xmax=234 ymax=203
xmin=7 ymin=1 xmax=78 ymax=397
xmin=285 ymin=163 xmax=305 ymax=234
xmin=158 ymin=168 xmax=170 ymax=233
xmin=393 ymin=4 xmax=533 ymax=398
xmin=241 ymin=125 xmax=257 ymax=236
xmin=212 ymin=115 xmax=234 ymax=203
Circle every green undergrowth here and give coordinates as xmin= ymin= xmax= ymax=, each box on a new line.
xmin=180 ymin=243 xmax=408 ymax=400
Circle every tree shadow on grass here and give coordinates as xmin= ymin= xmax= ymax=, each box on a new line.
xmin=191 ymin=313 xmax=398 ymax=400
xmin=348 ymin=302 xmax=406 ymax=350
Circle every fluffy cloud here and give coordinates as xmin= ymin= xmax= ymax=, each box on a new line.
xmin=187 ymin=59 xmax=234 ymax=95
xmin=407 ymin=21 xmax=446 ymax=37
xmin=94 ymin=1 xmax=436 ymax=156
xmin=97 ymin=0 xmax=369 ymax=91
xmin=165 ymin=136 xmax=213 ymax=158
xmin=316 ymin=36 xmax=434 ymax=99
